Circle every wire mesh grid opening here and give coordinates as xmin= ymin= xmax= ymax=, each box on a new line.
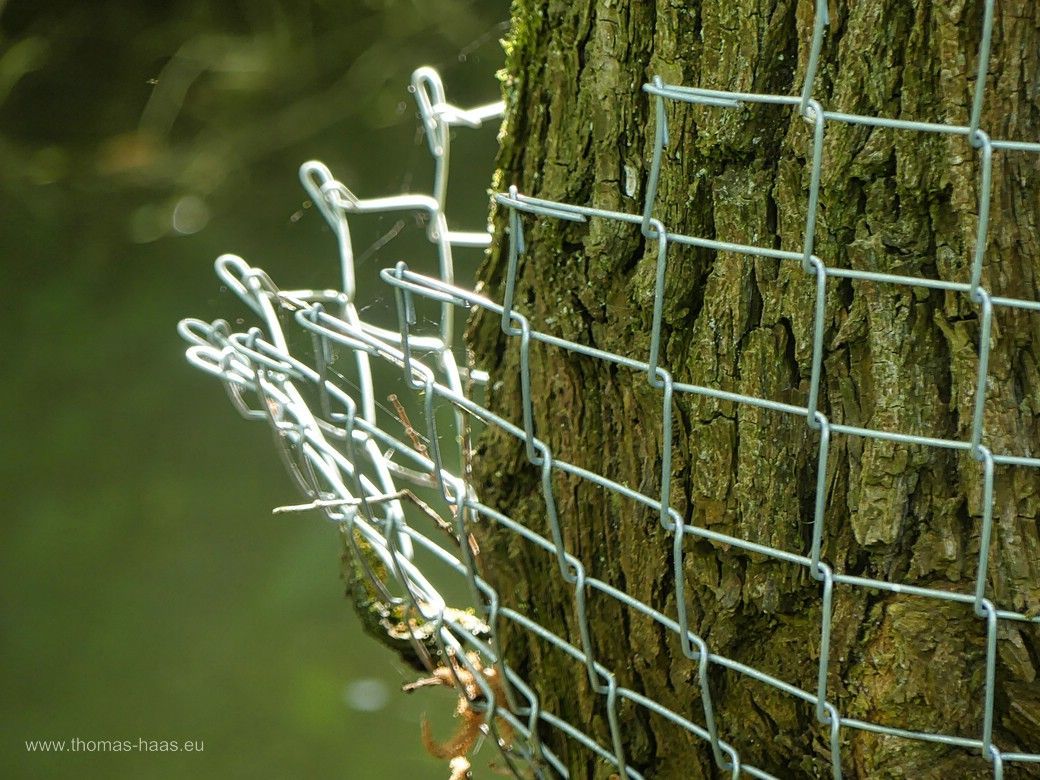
xmin=180 ymin=3 xmax=1040 ymax=777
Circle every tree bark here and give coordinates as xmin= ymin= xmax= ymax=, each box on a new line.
xmin=465 ymin=1 xmax=1040 ymax=777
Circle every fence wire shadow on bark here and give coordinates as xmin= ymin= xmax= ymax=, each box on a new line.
xmin=179 ymin=4 xmax=1040 ymax=777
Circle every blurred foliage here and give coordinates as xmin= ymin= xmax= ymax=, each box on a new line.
xmin=0 ymin=1 xmax=506 ymax=777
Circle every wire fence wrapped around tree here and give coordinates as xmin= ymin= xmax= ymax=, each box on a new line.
xmin=179 ymin=3 xmax=1040 ymax=777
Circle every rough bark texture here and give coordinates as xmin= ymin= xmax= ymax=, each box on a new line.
xmin=466 ymin=1 xmax=1040 ymax=777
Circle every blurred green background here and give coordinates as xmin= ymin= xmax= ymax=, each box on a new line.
xmin=1 ymin=1 xmax=506 ymax=777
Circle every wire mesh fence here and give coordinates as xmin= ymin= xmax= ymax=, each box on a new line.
xmin=180 ymin=3 xmax=1039 ymax=777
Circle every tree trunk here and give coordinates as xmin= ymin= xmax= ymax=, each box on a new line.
xmin=465 ymin=1 xmax=1040 ymax=777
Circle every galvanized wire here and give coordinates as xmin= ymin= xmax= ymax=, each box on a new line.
xmin=180 ymin=4 xmax=1040 ymax=776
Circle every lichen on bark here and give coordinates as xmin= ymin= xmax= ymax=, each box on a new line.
xmin=466 ymin=1 xmax=1040 ymax=777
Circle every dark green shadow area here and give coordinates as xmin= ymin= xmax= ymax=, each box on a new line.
xmin=0 ymin=1 xmax=506 ymax=777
